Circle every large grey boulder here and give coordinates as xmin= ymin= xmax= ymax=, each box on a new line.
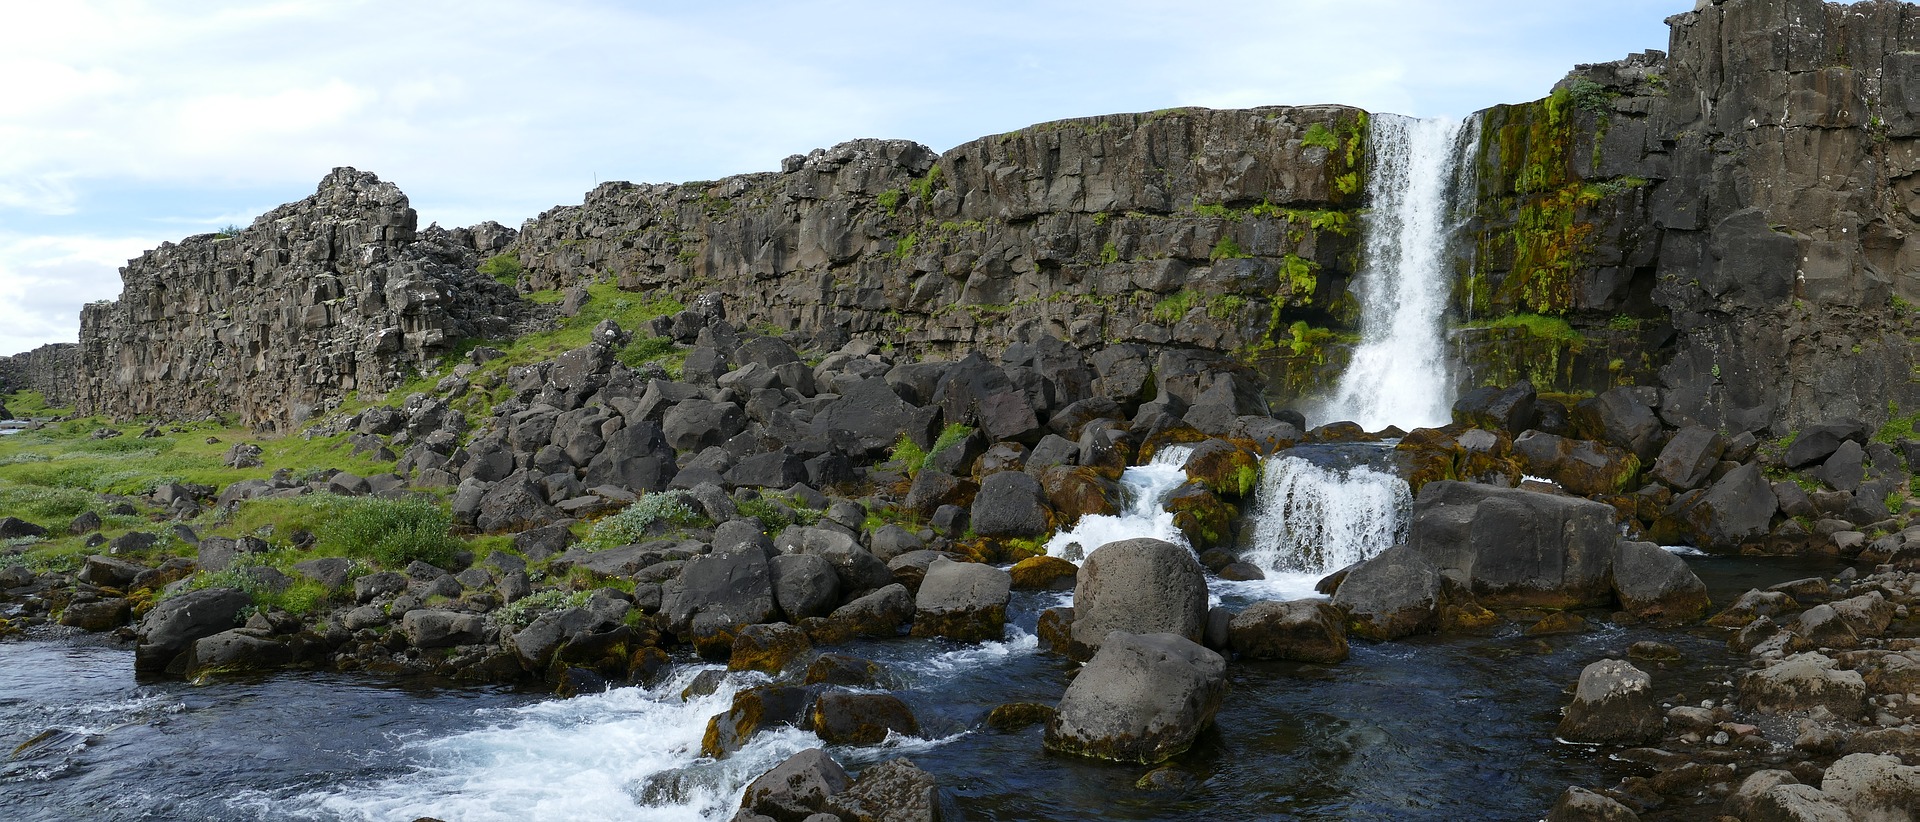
xmin=582 ymin=420 xmax=677 ymax=493
xmin=186 ymin=629 xmax=293 ymax=674
xmin=1669 ymin=463 xmax=1777 ymax=553
xmin=735 ymin=747 xmax=850 ymax=822
xmin=1557 ymin=659 xmax=1663 ymax=744
xmin=402 ymin=609 xmax=488 ymax=648
xmin=1572 ymin=388 xmax=1663 ymax=462
xmin=1820 ymin=753 xmax=1920 ymax=822
xmin=1044 ymin=631 xmax=1228 ymax=765
xmin=1547 ymin=787 xmax=1639 ymax=822
xmin=770 ymin=553 xmax=841 ymax=621
xmin=661 ymin=549 xmax=777 ymax=654
xmin=1068 ymin=538 xmax=1208 ymax=658
xmin=134 ymin=588 xmax=253 ymax=673
xmin=475 ymin=471 xmax=563 ymax=533
xmin=808 ymin=377 xmax=940 ymax=460
xmin=827 ymin=758 xmax=942 ymax=822
xmin=779 ymin=527 xmax=892 ymax=594
xmin=910 ymin=558 xmax=1011 ymax=641
xmin=1406 ymin=481 xmax=1618 ymax=608
xmin=969 ymin=471 xmax=1049 ymax=538
xmin=511 ymin=607 xmax=602 ymax=670
xmin=1744 ymin=784 xmax=1852 ymax=822
xmin=1227 ymin=600 xmax=1349 ymax=663
xmin=1649 ymin=425 xmax=1726 ymax=490
xmin=1739 ymin=653 xmax=1867 ymax=718
xmin=809 ymin=692 xmax=920 ymax=745
xmin=1329 ymin=544 xmax=1442 ymax=640
xmin=824 ymin=583 xmax=914 ymax=638
xmin=661 ymin=400 xmax=745 ymax=454
xmin=1609 ymin=541 xmax=1710 ymax=622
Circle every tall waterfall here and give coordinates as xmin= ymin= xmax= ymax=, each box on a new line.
xmin=1318 ymin=114 xmax=1478 ymax=432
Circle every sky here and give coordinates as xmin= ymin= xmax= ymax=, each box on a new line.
xmin=0 ymin=0 xmax=1691 ymax=357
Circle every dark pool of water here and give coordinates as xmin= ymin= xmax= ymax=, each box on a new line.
xmin=0 ymin=553 xmax=1843 ymax=821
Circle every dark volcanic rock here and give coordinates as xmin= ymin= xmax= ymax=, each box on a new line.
xmin=1044 ymin=631 xmax=1228 ymax=765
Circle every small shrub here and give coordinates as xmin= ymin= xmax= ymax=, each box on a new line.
xmin=492 ymin=588 xmax=592 ymax=629
xmin=316 ymin=497 xmax=462 ymax=568
xmin=924 ymin=424 xmax=973 ymax=463
xmin=889 ymin=434 xmax=928 ymax=475
xmin=736 ymin=496 xmax=797 ymax=534
xmin=583 ymin=493 xmax=704 ymax=550
xmin=876 ymin=188 xmax=903 ymax=215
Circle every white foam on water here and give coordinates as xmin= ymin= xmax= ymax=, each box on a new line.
xmin=1318 ymin=115 xmax=1479 ymax=431
xmin=1043 ymin=444 xmax=1195 ymax=560
xmin=1209 ymin=573 xmax=1330 ymax=604
xmin=919 ymin=627 xmax=1039 ymax=680
xmin=281 ymin=666 xmax=817 ymax=822
xmin=1662 ymin=544 xmax=1710 ymax=557
xmin=1240 ymin=455 xmax=1412 ymax=577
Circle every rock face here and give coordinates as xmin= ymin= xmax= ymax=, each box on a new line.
xmin=0 ymin=343 xmax=80 ymax=407
xmin=73 ymin=169 xmax=529 ymax=430
xmin=133 ymin=588 xmax=253 ymax=673
xmin=1044 ymin=631 xmax=1229 ymax=765
xmin=1463 ymin=0 xmax=1920 ymax=435
xmin=45 ymin=0 xmax=1920 ymax=437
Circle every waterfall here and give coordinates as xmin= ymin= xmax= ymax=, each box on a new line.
xmin=1043 ymin=444 xmax=1195 ymax=561
xmin=1318 ymin=114 xmax=1479 ymax=432
xmin=1239 ymin=446 xmax=1412 ymax=577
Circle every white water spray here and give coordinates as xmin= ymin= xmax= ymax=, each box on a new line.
xmin=1240 ymin=453 xmax=1412 ymax=576
xmin=1044 ymin=444 xmax=1195 ymax=561
xmin=1319 ymin=115 xmax=1477 ymax=431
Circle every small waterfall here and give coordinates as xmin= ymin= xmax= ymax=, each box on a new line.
xmin=1044 ymin=444 xmax=1195 ymax=561
xmin=1236 ymin=444 xmax=1411 ymax=595
xmin=1319 ymin=114 xmax=1479 ymax=431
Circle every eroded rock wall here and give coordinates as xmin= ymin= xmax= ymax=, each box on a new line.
xmin=1466 ymin=0 xmax=1920 ymax=435
xmin=0 ymin=343 xmax=80 ymax=408
xmin=73 ymin=169 xmax=530 ymax=431
xmin=510 ymin=107 xmax=1375 ymax=402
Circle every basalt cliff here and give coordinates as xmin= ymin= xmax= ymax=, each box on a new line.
xmin=17 ymin=0 xmax=1919 ymax=438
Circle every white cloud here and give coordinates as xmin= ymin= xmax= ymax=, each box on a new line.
xmin=0 ymin=232 xmax=160 ymax=354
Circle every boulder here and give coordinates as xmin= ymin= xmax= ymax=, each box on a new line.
xmin=661 ymin=549 xmax=777 ymax=656
xmin=827 ymin=758 xmax=942 ymax=822
xmin=1009 ymin=555 xmax=1078 ymax=590
xmin=736 ymin=747 xmax=850 ymax=822
xmin=1572 ymin=388 xmax=1663 ymax=462
xmin=1740 ymin=653 xmax=1867 ymax=717
xmin=661 ymin=400 xmax=746 ymax=454
xmin=78 ymin=555 xmax=147 ymax=588
xmin=1406 ymin=482 xmax=1618 ymax=608
xmin=1650 ymin=426 xmax=1726 ymax=490
xmin=1783 ymin=418 xmax=1867 ymax=469
xmin=770 ymin=553 xmax=841 ymax=622
xmin=1044 ymin=632 xmax=1228 ymax=765
xmin=1547 ymin=787 xmax=1640 ymax=822
xmin=58 ymin=598 xmax=131 ymax=631
xmin=808 ymin=377 xmax=940 ymax=459
xmin=1744 ymin=784 xmax=1852 ymax=822
xmin=910 ymin=559 xmax=1011 ymax=641
xmin=1557 ymin=659 xmax=1663 ymax=744
xmin=1820 ymin=753 xmax=1920 ymax=822
xmin=402 ymin=609 xmax=488 ymax=648
xmin=1451 ymin=381 xmax=1537 ymax=435
xmin=582 ymin=421 xmax=677 ymax=493
xmin=510 ymin=607 xmax=601 ymax=670
xmin=0 ymin=516 xmax=48 ymax=539
xmin=702 ymin=684 xmax=810 ymax=758
xmin=134 ymin=588 xmax=253 ymax=673
xmin=727 ymin=622 xmax=812 ymax=674
xmin=475 ymin=471 xmax=563 ymax=533
xmin=187 ymin=629 xmax=294 ymax=674
xmin=1328 ymin=544 xmax=1442 ymax=640
xmin=782 ymin=527 xmax=893 ymax=595
xmin=969 ymin=471 xmax=1050 ymax=539
xmin=1226 ymin=600 xmax=1350 ymax=663
xmin=824 ymin=583 xmax=914 ymax=638
xmin=810 ymin=692 xmax=920 ymax=746
xmin=1669 ymin=464 xmax=1777 ymax=552
xmin=1068 ymin=538 xmax=1209 ymax=658
xmin=1609 ymin=541 xmax=1710 ymax=622
xmin=805 ymin=654 xmax=891 ymax=688
xmin=1510 ymin=432 xmax=1640 ymax=497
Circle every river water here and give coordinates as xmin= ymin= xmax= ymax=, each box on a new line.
xmin=0 ymin=551 xmax=1839 ymax=822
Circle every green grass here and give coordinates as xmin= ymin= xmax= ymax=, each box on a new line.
xmin=1210 ymin=236 xmax=1250 ymax=261
xmin=4 ymin=391 xmax=69 ymax=418
xmin=889 ymin=434 xmax=928 ymax=476
xmin=1152 ymin=290 xmax=1201 ymax=324
xmin=1302 ymin=123 xmax=1340 ymax=151
xmin=1875 ymin=402 xmax=1920 ymax=445
xmin=315 ymin=497 xmax=463 ymax=568
xmin=478 ymin=253 xmax=523 ymax=287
